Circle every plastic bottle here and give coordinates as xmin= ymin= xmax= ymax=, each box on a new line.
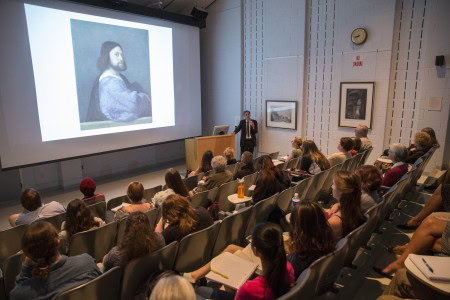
xmin=237 ymin=179 xmax=245 ymax=198
xmin=291 ymin=193 xmax=300 ymax=208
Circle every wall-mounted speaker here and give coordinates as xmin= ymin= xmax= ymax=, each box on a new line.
xmin=191 ymin=7 xmax=208 ymax=21
xmin=435 ymin=55 xmax=445 ymax=66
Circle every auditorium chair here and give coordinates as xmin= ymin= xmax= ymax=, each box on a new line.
xmin=276 ymin=186 xmax=295 ymax=214
xmin=342 ymin=222 xmax=368 ymax=268
xmin=215 ymin=180 xmax=238 ymax=212
xmin=360 ymin=147 xmax=373 ymax=165
xmin=54 ymin=266 xmax=122 ymax=300
xmin=120 ymin=254 xmax=160 ymax=300
xmin=341 ymin=157 xmax=353 ymax=171
xmin=276 ymin=269 xmax=315 ymax=300
xmin=41 ymin=212 xmax=66 ymax=232
xmin=360 ymin=201 xmax=384 ymax=249
xmin=244 ymin=193 xmax=278 ymax=238
xmin=0 ymin=224 xmax=27 ymax=268
xmin=2 ymin=252 xmax=23 ymax=300
xmin=106 ymin=195 xmax=128 ymax=211
xmin=284 ymin=157 xmax=299 ymax=170
xmin=320 ymin=163 xmax=343 ymax=195
xmin=303 ymin=170 xmax=328 ymax=202
xmin=349 ymin=152 xmax=364 ymax=173
xmin=225 ymin=163 xmax=238 ymax=176
xmin=269 ymin=151 xmax=279 ymax=159
xmin=68 ymin=221 xmax=117 ymax=262
xmin=143 ymin=185 xmax=162 ymax=202
xmin=87 ymin=201 xmax=106 ymax=220
xmin=242 ymin=171 xmax=258 ymax=197
xmin=174 ymin=222 xmax=221 ymax=273
xmin=190 ymin=187 xmax=218 ymax=208
xmin=294 ymin=177 xmax=312 ymax=202
xmin=152 ymin=241 xmax=179 ymax=270
xmin=212 ymin=206 xmax=253 ymax=256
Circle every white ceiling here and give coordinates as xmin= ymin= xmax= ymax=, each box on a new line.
xmin=126 ymin=0 xmax=216 ymax=15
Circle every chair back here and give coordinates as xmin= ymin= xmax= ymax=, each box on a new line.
xmin=55 ymin=267 xmax=122 ymax=300
xmin=146 ymin=207 xmax=160 ymax=228
xmin=316 ymin=238 xmax=348 ymax=295
xmin=143 ymin=185 xmax=163 ymax=201
xmin=235 ymin=162 xmax=244 ymax=173
xmin=361 ymin=147 xmax=373 ymax=165
xmin=341 ymin=158 xmax=352 ymax=171
xmin=294 ymin=177 xmax=312 ymax=201
xmin=303 ymin=170 xmax=328 ymax=202
xmin=0 ymin=224 xmax=28 ymax=266
xmin=183 ymin=175 xmax=198 ymax=191
xmin=254 ymin=156 xmax=264 ymax=171
xmin=269 ymin=151 xmax=280 ymax=159
xmin=350 ymin=153 xmax=363 ymax=172
xmin=276 ymin=186 xmax=295 ymax=214
xmin=41 ymin=212 xmax=67 ymax=231
xmin=87 ymin=201 xmax=106 ymax=220
xmin=68 ymin=221 xmax=117 ymax=262
xmin=152 ymin=241 xmax=179 ymax=270
xmin=107 ymin=195 xmax=128 ymax=211
xmin=215 ymin=180 xmax=238 ymax=212
xmin=120 ymin=254 xmax=160 ymax=300
xmin=343 ymin=221 xmax=367 ymax=266
xmin=276 ymin=269 xmax=315 ymax=300
xmin=116 ymin=207 xmax=158 ymax=243
xmin=360 ymin=201 xmax=384 ymax=246
xmin=174 ymin=222 xmax=221 ymax=273
xmin=212 ymin=207 xmax=253 ymax=256
xmin=245 ymin=193 xmax=278 ymax=238
xmin=285 ymin=158 xmax=298 ymax=170
xmin=2 ymin=252 xmax=24 ymax=299
xmin=243 ymin=172 xmax=258 ymax=197
xmin=191 ymin=187 xmax=218 ymax=208
xmin=225 ymin=163 xmax=238 ymax=176
xmin=320 ymin=163 xmax=342 ymax=194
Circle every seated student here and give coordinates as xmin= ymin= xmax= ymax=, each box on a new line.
xmin=114 ymin=182 xmax=153 ymax=221
xmin=285 ymin=136 xmax=303 ymax=165
xmin=224 ymin=147 xmax=237 ymax=165
xmin=59 ymin=199 xmax=105 ymax=241
xmin=103 ymin=211 xmax=164 ymax=272
xmin=422 ymin=127 xmax=440 ymax=149
xmin=153 ymin=168 xmax=190 ymax=206
xmin=356 ymin=165 xmax=383 ymax=213
xmin=155 ymin=195 xmax=213 ymax=245
xmin=288 ymin=201 xmax=336 ymax=278
xmin=349 ymin=137 xmax=362 ymax=156
xmin=149 ymin=275 xmax=196 ymax=300
xmin=195 ymin=156 xmax=233 ymax=193
xmin=193 ymin=223 xmax=295 ymax=300
xmin=327 ymin=137 xmax=353 ymax=167
xmin=9 ymin=221 xmax=101 ymax=300
xmin=382 ymin=143 xmax=408 ymax=187
xmin=189 ymin=150 xmax=213 ymax=177
xmin=252 ymin=156 xmax=290 ymax=204
xmin=79 ymin=177 xmax=105 ymax=205
xmin=326 ymin=170 xmax=365 ymax=240
xmin=405 ymin=131 xmax=432 ymax=164
xmin=9 ymin=188 xmax=66 ymax=227
xmin=355 ymin=124 xmax=372 ymax=151
xmin=234 ymin=151 xmax=256 ymax=180
xmin=298 ymin=140 xmax=330 ymax=175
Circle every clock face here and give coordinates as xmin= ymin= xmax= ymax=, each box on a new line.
xmin=351 ymin=28 xmax=367 ymax=45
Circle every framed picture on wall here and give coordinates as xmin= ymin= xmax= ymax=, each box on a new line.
xmin=339 ymin=82 xmax=374 ymax=129
xmin=266 ymin=100 xmax=297 ymax=130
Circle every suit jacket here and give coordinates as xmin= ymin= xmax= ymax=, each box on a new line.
xmin=234 ymin=119 xmax=258 ymax=147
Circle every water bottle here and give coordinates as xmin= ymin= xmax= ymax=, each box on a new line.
xmin=237 ymin=179 xmax=245 ymax=198
xmin=291 ymin=193 xmax=300 ymax=208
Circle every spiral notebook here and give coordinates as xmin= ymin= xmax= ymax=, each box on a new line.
xmin=409 ymin=254 xmax=450 ymax=282
xmin=206 ymin=252 xmax=258 ymax=290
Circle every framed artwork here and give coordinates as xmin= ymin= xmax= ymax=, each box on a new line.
xmin=339 ymin=82 xmax=374 ymax=129
xmin=266 ymin=100 xmax=297 ymax=130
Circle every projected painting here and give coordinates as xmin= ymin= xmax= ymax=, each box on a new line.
xmin=71 ymin=19 xmax=152 ymax=130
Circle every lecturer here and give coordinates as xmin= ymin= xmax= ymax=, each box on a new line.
xmin=234 ymin=110 xmax=258 ymax=154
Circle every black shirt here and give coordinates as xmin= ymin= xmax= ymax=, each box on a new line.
xmin=233 ymin=163 xmax=255 ymax=180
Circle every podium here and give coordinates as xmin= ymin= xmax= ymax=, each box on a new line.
xmin=185 ymin=134 xmax=235 ymax=171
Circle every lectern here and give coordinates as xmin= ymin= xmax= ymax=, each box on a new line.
xmin=185 ymin=134 xmax=235 ymax=171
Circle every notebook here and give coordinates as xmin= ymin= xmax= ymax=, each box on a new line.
xmin=206 ymin=251 xmax=258 ymax=290
xmin=233 ymin=244 xmax=263 ymax=275
xmin=110 ymin=202 xmax=130 ymax=213
xmin=409 ymin=254 xmax=450 ymax=282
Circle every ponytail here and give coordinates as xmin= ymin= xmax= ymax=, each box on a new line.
xmin=32 ymin=258 xmax=51 ymax=279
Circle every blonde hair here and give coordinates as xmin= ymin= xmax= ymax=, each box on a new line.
xmin=149 ymin=275 xmax=196 ymax=300
xmin=127 ymin=182 xmax=144 ymax=203
xmin=414 ymin=131 xmax=432 ymax=150
xmin=223 ymin=147 xmax=235 ymax=160
xmin=292 ymin=136 xmax=303 ymax=149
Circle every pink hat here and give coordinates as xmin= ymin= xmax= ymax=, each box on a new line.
xmin=80 ymin=177 xmax=96 ymax=196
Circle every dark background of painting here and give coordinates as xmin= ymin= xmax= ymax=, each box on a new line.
xmin=345 ymin=88 xmax=367 ymax=120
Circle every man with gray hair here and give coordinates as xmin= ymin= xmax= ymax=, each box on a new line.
xmin=196 ymin=155 xmax=233 ymax=193
xmin=355 ymin=124 xmax=372 ymax=151
xmin=382 ymin=143 xmax=408 ymax=187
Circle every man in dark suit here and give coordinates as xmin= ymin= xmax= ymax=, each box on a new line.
xmin=234 ymin=110 xmax=258 ymax=154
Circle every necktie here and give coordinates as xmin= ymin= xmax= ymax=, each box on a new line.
xmin=247 ymin=121 xmax=250 ymax=139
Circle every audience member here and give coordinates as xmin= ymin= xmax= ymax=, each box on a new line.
xmin=405 ymin=131 xmax=432 ymax=164
xmin=382 ymin=143 xmax=408 ymax=187
xmin=298 ymin=140 xmax=330 ymax=175
xmin=155 ymin=195 xmax=213 ymax=244
xmin=349 ymin=137 xmax=362 ymax=156
xmin=234 ymin=151 xmax=255 ymax=180
xmin=252 ymin=156 xmax=290 ymax=204
xmin=153 ymin=168 xmax=190 ymax=206
xmin=9 ymin=221 xmax=101 ymax=300
xmin=355 ymin=124 xmax=372 ymax=151
xmin=103 ymin=211 xmax=164 ymax=272
xmin=288 ymin=201 xmax=335 ymax=278
xmin=9 ymin=188 xmax=65 ymax=227
xmin=59 ymin=199 xmax=105 ymax=241
xmin=356 ymin=165 xmax=383 ymax=213
xmin=285 ymin=136 xmax=303 ymax=165
xmin=328 ymin=137 xmax=353 ymax=167
xmin=223 ymin=147 xmax=237 ymax=165
xmin=189 ymin=150 xmax=213 ymax=177
xmin=195 ymin=155 xmax=233 ymax=193
xmin=422 ymin=127 xmax=440 ymax=148
xmin=79 ymin=177 xmax=105 ymax=205
xmin=327 ymin=170 xmax=365 ymax=240
xmin=114 ymin=182 xmax=152 ymax=221
xmin=149 ymin=275 xmax=196 ymax=300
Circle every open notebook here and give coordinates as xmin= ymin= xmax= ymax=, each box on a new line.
xmin=206 ymin=252 xmax=258 ymax=290
xmin=409 ymin=254 xmax=450 ymax=282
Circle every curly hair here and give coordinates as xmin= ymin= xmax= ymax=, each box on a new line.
xmin=119 ymin=211 xmax=161 ymax=264
xmin=65 ymin=199 xmax=100 ymax=238
xmin=289 ymin=201 xmax=335 ymax=259
xmin=356 ymin=165 xmax=382 ymax=193
xmin=414 ymin=131 xmax=432 ymax=150
xmin=162 ymin=195 xmax=198 ymax=234
xmin=223 ymin=147 xmax=235 ymax=161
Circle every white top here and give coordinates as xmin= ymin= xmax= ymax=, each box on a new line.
xmin=228 ymin=194 xmax=252 ymax=204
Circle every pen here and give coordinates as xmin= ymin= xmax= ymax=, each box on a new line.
xmin=211 ymin=269 xmax=229 ymax=279
xmin=422 ymin=258 xmax=434 ymax=273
